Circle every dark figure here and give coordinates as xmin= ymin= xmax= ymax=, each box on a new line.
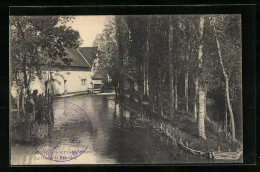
xmin=35 ymin=93 xmax=44 ymax=123
xmin=25 ymin=99 xmax=35 ymax=114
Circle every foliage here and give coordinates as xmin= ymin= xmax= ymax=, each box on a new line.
xmin=93 ymin=16 xmax=120 ymax=89
xmin=10 ymin=16 xmax=82 ymax=98
xmin=94 ymin=15 xmax=242 ymax=139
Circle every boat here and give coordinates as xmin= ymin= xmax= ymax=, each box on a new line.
xmin=178 ymin=139 xmax=207 ymax=157
xmin=178 ymin=138 xmax=242 ymax=160
xmin=212 ymin=150 xmax=242 ymax=160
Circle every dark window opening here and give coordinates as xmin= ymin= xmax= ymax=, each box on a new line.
xmin=94 ymin=84 xmax=102 ymax=89
xmin=81 ymin=79 xmax=86 ymax=85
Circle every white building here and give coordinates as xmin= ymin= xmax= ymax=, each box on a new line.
xmin=28 ymin=47 xmax=103 ymax=96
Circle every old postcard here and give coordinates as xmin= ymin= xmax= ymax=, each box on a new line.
xmin=10 ymin=14 xmax=243 ymax=165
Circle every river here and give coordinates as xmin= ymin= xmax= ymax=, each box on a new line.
xmin=11 ymin=94 xmax=205 ymax=165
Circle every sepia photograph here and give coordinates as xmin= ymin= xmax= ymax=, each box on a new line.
xmin=10 ymin=14 xmax=243 ymax=165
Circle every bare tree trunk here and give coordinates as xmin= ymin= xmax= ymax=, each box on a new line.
xmin=204 ymin=87 xmax=207 ymax=122
xmin=17 ymin=21 xmax=31 ymax=99
xmin=144 ymin=62 xmax=146 ymax=96
xmin=175 ymin=73 xmax=178 ymax=110
xmin=21 ymin=88 xmax=25 ymax=114
xmin=185 ymin=37 xmax=191 ymax=113
xmin=168 ymin=16 xmax=175 ymax=121
xmin=146 ymin=66 xmax=149 ymax=96
xmin=211 ymin=17 xmax=236 ymax=142
xmin=197 ymin=16 xmax=206 ymax=139
xmin=16 ymin=88 xmax=20 ymax=120
xmin=225 ymin=95 xmax=228 ymax=139
xmin=115 ymin=16 xmax=124 ymax=100
xmin=185 ymin=72 xmax=189 ymax=112
xmin=129 ymin=79 xmax=135 ymax=101
xmin=144 ymin=31 xmax=147 ymax=96
xmin=114 ymin=85 xmax=118 ymax=99
xmin=194 ymin=78 xmax=198 ymax=120
xmin=158 ymin=69 xmax=164 ymax=117
xmin=145 ymin=23 xmax=150 ymax=97
xmin=198 ymin=87 xmax=206 ymax=139
xmin=225 ymin=79 xmax=236 ymax=141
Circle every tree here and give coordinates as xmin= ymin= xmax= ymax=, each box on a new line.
xmin=93 ymin=16 xmax=122 ymax=98
xmin=94 ymin=15 xmax=242 ymax=142
xmin=10 ymin=16 xmax=81 ymax=115
xmin=168 ymin=16 xmax=175 ymax=121
xmin=197 ymin=16 xmax=207 ymax=139
xmin=209 ymin=16 xmax=241 ymax=142
xmin=143 ymin=19 xmax=150 ymax=97
xmin=115 ymin=16 xmax=125 ymax=99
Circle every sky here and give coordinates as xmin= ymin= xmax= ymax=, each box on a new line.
xmin=65 ymin=16 xmax=108 ymax=47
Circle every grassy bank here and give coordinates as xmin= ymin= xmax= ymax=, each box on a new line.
xmin=11 ymin=110 xmax=51 ymax=144
xmin=117 ymin=97 xmax=242 ymax=154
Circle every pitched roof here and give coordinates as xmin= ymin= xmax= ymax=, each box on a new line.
xmin=63 ymin=47 xmax=97 ymax=68
xmin=92 ymin=73 xmax=103 ymax=80
xmin=77 ymin=47 xmax=97 ymax=67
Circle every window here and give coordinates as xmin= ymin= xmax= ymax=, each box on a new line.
xmin=94 ymin=84 xmax=102 ymax=89
xmin=81 ymin=79 xmax=86 ymax=85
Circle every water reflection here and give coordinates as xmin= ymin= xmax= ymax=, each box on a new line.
xmin=11 ymin=94 xmax=204 ymax=165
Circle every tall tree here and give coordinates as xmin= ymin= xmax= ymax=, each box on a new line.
xmin=115 ymin=16 xmax=125 ymax=99
xmin=93 ymin=16 xmax=121 ymax=97
xmin=144 ymin=18 xmax=150 ymax=97
xmin=210 ymin=16 xmax=240 ymax=141
xmin=168 ymin=16 xmax=175 ymax=121
xmin=197 ymin=16 xmax=207 ymax=139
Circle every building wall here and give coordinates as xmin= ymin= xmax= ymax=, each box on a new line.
xmin=30 ymin=70 xmax=93 ymax=95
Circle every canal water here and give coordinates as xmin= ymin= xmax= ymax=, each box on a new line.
xmin=11 ymin=95 xmax=205 ymax=165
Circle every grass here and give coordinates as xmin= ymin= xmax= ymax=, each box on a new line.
xmin=118 ymin=97 xmax=242 ymax=153
xmin=177 ymin=115 xmax=241 ymax=152
xmin=11 ymin=110 xmax=51 ymax=144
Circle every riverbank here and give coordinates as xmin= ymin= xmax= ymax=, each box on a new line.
xmin=54 ymin=90 xmax=115 ymax=98
xmin=117 ymin=97 xmax=242 ymax=160
xmin=54 ymin=91 xmax=90 ymax=98
xmin=11 ymin=110 xmax=51 ymax=143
